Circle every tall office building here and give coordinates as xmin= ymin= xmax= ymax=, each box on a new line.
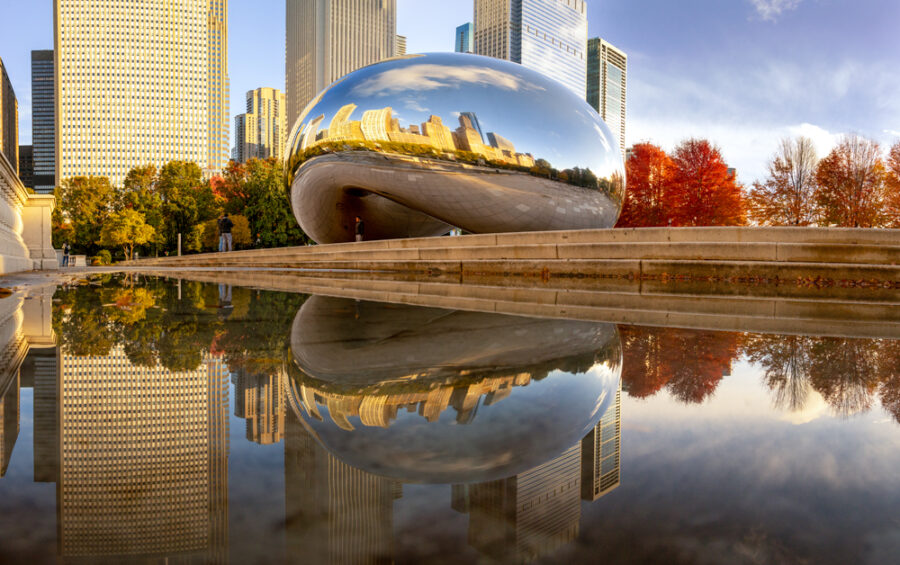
xmin=456 ymin=22 xmax=474 ymax=53
xmin=284 ymin=410 xmax=399 ymax=564
xmin=285 ymin=0 xmax=397 ymax=129
xmin=0 ymin=331 xmax=26 ymax=477
xmin=581 ymin=382 xmax=621 ymax=500
xmin=57 ymin=347 xmax=229 ymax=560
xmin=0 ymin=57 xmax=18 ymax=173
xmin=456 ymin=444 xmax=583 ymax=561
xmin=394 ymin=34 xmax=407 ymax=56
xmin=587 ymin=37 xmax=627 ymax=156
xmin=474 ymin=0 xmax=588 ymax=97
xmin=18 ymin=145 xmax=34 ymax=189
xmin=233 ymin=369 xmax=286 ymax=444
xmin=53 ymin=0 xmax=230 ymax=186
xmin=233 ymin=87 xmax=287 ymax=163
xmin=31 ymin=50 xmax=55 ymax=193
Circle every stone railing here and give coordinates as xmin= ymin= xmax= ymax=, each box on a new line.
xmin=0 ymin=151 xmax=56 ymax=273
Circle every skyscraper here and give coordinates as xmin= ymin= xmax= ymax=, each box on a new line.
xmin=18 ymin=145 xmax=33 ymax=189
xmin=53 ymin=0 xmax=230 ymax=186
xmin=0 ymin=57 xmax=18 ymax=173
xmin=285 ymin=0 xmax=397 ymax=129
xmin=56 ymin=347 xmax=229 ymax=560
xmin=587 ymin=37 xmax=627 ymax=156
xmin=455 ymin=22 xmax=474 ymax=53
xmin=581 ymin=382 xmax=621 ymax=500
xmin=394 ymin=34 xmax=408 ymax=56
xmin=31 ymin=50 xmax=55 ymax=193
xmin=233 ymin=87 xmax=287 ymax=163
xmin=474 ymin=0 xmax=588 ymax=97
xmin=233 ymin=369 xmax=286 ymax=444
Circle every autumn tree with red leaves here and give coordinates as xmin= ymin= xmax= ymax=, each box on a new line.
xmin=814 ymin=134 xmax=887 ymax=227
xmin=667 ymin=139 xmax=746 ymax=226
xmin=616 ymin=143 xmax=675 ymax=227
xmin=884 ymin=140 xmax=900 ymax=227
xmin=747 ymin=137 xmax=819 ymax=226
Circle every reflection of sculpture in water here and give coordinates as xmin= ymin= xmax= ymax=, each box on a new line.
xmin=284 ymin=383 xmax=622 ymax=565
xmin=287 ymin=295 xmax=621 ymax=483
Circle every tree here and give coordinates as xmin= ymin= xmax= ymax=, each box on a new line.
xmin=157 ymin=161 xmax=219 ymax=247
xmin=222 ymin=158 xmax=309 ymax=247
xmin=814 ymin=134 xmax=887 ymax=227
xmin=54 ymin=176 xmax=116 ymax=253
xmin=119 ymin=164 xmax=164 ymax=249
xmin=616 ymin=143 xmax=675 ymax=227
xmin=668 ymin=139 xmax=746 ymax=226
xmin=884 ymin=140 xmax=900 ymax=227
xmin=748 ymin=137 xmax=819 ymax=226
xmin=100 ymin=208 xmax=156 ymax=259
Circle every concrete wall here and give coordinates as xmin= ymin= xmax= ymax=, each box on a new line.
xmin=0 ymin=150 xmax=56 ymax=273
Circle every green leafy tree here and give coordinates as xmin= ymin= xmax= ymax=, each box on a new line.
xmin=100 ymin=208 xmax=156 ymax=259
xmin=222 ymin=158 xmax=309 ymax=247
xmin=54 ymin=176 xmax=115 ymax=253
xmin=119 ymin=164 xmax=164 ymax=249
xmin=157 ymin=161 xmax=219 ymax=248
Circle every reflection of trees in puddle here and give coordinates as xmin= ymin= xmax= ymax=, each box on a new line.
xmin=619 ymin=324 xmax=900 ymax=423
xmin=619 ymin=326 xmax=741 ymax=404
xmin=745 ymin=335 xmax=900 ymax=421
xmin=53 ymin=277 xmax=306 ymax=375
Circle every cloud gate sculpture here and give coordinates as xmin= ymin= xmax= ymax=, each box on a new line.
xmin=286 ymin=53 xmax=625 ymax=244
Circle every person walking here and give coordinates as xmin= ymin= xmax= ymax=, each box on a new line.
xmin=354 ymin=216 xmax=365 ymax=242
xmin=62 ymin=242 xmax=70 ymax=267
xmin=219 ymin=213 xmax=234 ymax=252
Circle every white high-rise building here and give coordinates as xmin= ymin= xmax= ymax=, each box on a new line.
xmin=285 ymin=0 xmax=397 ymax=131
xmin=587 ymin=37 xmax=627 ymax=157
xmin=53 ymin=0 xmax=230 ymax=185
xmin=474 ymin=0 xmax=588 ymax=97
xmin=233 ymin=87 xmax=287 ymax=163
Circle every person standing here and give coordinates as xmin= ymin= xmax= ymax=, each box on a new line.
xmin=354 ymin=216 xmax=365 ymax=242
xmin=219 ymin=213 xmax=234 ymax=252
xmin=62 ymin=242 xmax=70 ymax=267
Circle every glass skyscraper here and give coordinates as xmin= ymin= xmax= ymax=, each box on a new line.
xmin=455 ymin=22 xmax=474 ymax=53
xmin=474 ymin=0 xmax=588 ymax=97
xmin=30 ymin=50 xmax=55 ymax=193
xmin=587 ymin=37 xmax=627 ymax=156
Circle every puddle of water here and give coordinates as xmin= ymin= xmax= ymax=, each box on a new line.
xmin=0 ymin=274 xmax=897 ymax=564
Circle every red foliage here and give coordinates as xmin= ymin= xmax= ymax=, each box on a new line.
xmin=885 ymin=140 xmax=900 ymax=228
xmin=616 ymin=143 xmax=675 ymax=227
xmin=814 ymin=135 xmax=886 ymax=227
xmin=620 ymin=325 xmax=741 ymax=403
xmin=667 ymin=139 xmax=746 ymax=226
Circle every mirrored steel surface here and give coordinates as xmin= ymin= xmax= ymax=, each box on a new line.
xmin=286 ymin=296 xmax=622 ymax=483
xmin=285 ymin=53 xmax=625 ymax=244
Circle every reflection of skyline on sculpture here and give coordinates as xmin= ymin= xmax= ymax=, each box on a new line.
xmin=286 ymin=53 xmax=625 ymax=244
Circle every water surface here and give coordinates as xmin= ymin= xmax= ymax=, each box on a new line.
xmin=0 ymin=275 xmax=897 ymax=564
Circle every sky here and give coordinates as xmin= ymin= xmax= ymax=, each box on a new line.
xmin=0 ymin=0 xmax=898 ymax=183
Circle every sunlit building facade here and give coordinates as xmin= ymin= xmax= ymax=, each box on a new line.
xmin=31 ymin=50 xmax=56 ymax=192
xmin=581 ymin=382 xmax=621 ymax=500
xmin=394 ymin=34 xmax=407 ymax=56
xmin=285 ymin=0 xmax=397 ymax=129
xmin=53 ymin=0 xmax=229 ymax=186
xmin=587 ymin=37 xmax=627 ymax=156
xmin=455 ymin=22 xmax=474 ymax=53
xmin=474 ymin=0 xmax=588 ymax=97
xmin=233 ymin=369 xmax=286 ymax=444
xmin=57 ymin=347 xmax=229 ymax=560
xmin=0 ymin=57 xmax=18 ymax=173
xmin=233 ymin=87 xmax=287 ymax=163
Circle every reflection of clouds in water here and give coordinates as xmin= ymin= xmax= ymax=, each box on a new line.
xmin=351 ymin=64 xmax=546 ymax=97
xmin=779 ymin=388 xmax=828 ymax=425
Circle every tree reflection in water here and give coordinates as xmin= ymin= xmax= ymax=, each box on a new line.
xmin=52 ymin=276 xmax=306 ymax=374
xmin=619 ymin=325 xmax=900 ymax=423
xmin=745 ymin=334 xmax=900 ymax=421
xmin=618 ymin=326 xmax=742 ymax=404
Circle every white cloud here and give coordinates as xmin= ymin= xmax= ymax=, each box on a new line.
xmin=351 ymin=64 xmax=544 ymax=97
xmin=786 ymin=123 xmax=840 ymax=157
xmin=885 ymin=129 xmax=900 ymax=138
xmin=749 ymin=0 xmax=802 ymax=22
